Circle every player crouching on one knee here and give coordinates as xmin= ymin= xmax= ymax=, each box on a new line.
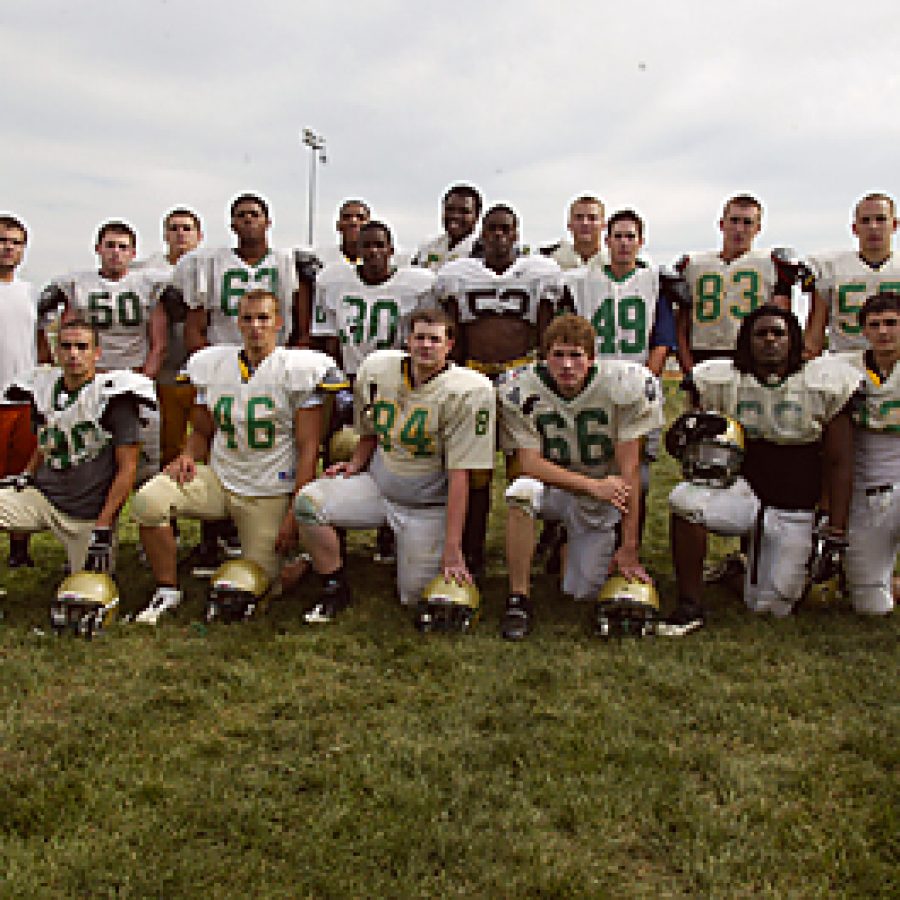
xmin=131 ymin=290 xmax=345 ymax=624
xmin=838 ymin=291 xmax=900 ymax=615
xmin=294 ymin=308 xmax=496 ymax=624
xmin=667 ymin=305 xmax=861 ymax=631
xmin=498 ymin=313 xmax=664 ymax=639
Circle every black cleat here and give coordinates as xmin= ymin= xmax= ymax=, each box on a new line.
xmin=373 ymin=524 xmax=396 ymax=564
xmin=7 ymin=548 xmax=35 ymax=569
xmin=304 ymin=578 xmax=353 ymax=624
xmin=501 ymin=593 xmax=532 ymax=641
xmin=657 ymin=600 xmax=706 ymax=637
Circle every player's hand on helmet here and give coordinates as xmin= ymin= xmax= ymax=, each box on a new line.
xmin=324 ymin=460 xmax=359 ymax=478
xmin=441 ymin=547 xmax=472 ymax=585
xmin=85 ymin=526 xmax=113 ymax=573
xmin=590 ymin=476 xmax=630 ymax=512
xmin=165 ymin=453 xmax=196 ymax=485
xmin=275 ymin=510 xmax=299 ymax=556
xmin=610 ymin=545 xmax=651 ymax=583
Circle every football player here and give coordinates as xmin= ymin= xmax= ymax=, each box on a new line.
xmin=434 ymin=204 xmax=563 ymax=574
xmin=41 ymin=221 xmax=168 ymax=485
xmin=412 ymin=184 xmax=482 ymax=270
xmin=675 ymin=194 xmax=794 ymax=373
xmin=311 ymin=221 xmax=435 ymax=377
xmin=180 ymin=193 xmax=299 ymax=351
xmin=540 ymin=195 xmax=606 ymax=270
xmin=499 ymin=314 xmax=663 ymax=639
xmin=668 ymin=306 xmax=860 ymax=631
xmin=0 ymin=317 xmax=153 ymax=577
xmin=315 ymin=199 xmax=371 ymax=268
xmin=133 ymin=208 xmax=203 ymax=473
xmin=295 ymin=307 xmax=495 ymax=623
xmin=131 ymin=289 xmax=344 ymax=624
xmin=0 ymin=215 xmax=39 ymax=567
xmin=840 ymin=291 xmax=899 ymax=615
xmin=804 ymin=193 xmax=900 ymax=358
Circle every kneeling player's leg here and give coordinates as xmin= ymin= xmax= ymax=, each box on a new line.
xmin=504 ymin=477 xmax=545 ymax=597
xmin=557 ymin=499 xmax=618 ymax=601
xmin=132 ymin=465 xmax=227 ymax=586
xmin=845 ymin=487 xmax=899 ymax=615
xmin=227 ymin=492 xmax=290 ymax=583
xmin=386 ymin=502 xmax=445 ymax=605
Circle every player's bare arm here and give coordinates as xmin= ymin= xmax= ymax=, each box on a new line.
xmin=95 ymin=443 xmax=140 ymax=528
xmin=442 ymin=468 xmax=471 ymax=584
xmin=184 ymin=307 xmax=208 ymax=354
xmin=276 ymin=405 xmax=323 ymax=554
xmin=140 ymin=303 xmax=169 ymax=379
xmin=821 ymin=409 xmax=853 ymax=535
xmin=609 ymin=437 xmax=649 ymax=582
xmin=324 ymin=433 xmax=377 ymax=478
xmin=166 ymin=404 xmax=213 ymax=483
xmin=803 ymin=291 xmax=828 ymax=359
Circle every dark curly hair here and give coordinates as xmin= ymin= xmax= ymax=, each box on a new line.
xmin=734 ymin=304 xmax=803 ymax=377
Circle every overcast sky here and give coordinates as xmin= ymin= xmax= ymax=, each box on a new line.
xmin=3 ymin=0 xmax=898 ymax=288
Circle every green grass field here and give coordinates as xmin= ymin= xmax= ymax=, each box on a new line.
xmin=1 ymin=387 xmax=897 ymax=897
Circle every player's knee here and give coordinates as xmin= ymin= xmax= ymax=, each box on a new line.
xmin=668 ymin=482 xmax=703 ymax=524
xmin=849 ymin=584 xmax=894 ymax=616
xmin=130 ymin=478 xmax=171 ymax=527
xmin=505 ymin=476 xmax=543 ymax=518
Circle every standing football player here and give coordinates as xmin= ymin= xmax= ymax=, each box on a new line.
xmin=499 ymin=314 xmax=663 ymax=639
xmin=840 ymin=291 xmax=899 ymax=615
xmin=131 ymin=290 xmax=344 ymax=624
xmin=41 ymin=221 xmax=168 ymax=485
xmin=315 ymin=199 xmax=371 ymax=268
xmin=1 ymin=318 xmax=153 ymax=577
xmin=804 ymin=193 xmax=900 ymax=358
xmin=675 ymin=194 xmax=794 ymax=373
xmin=295 ymin=308 xmax=495 ymax=623
xmin=667 ymin=306 xmax=860 ymax=631
xmin=434 ymin=204 xmax=563 ymax=574
xmin=0 ymin=215 xmax=38 ymax=568
xmin=133 ymin=208 xmax=203 ymax=474
xmin=412 ymin=184 xmax=482 ymax=270
xmin=540 ymin=195 xmax=607 ymax=270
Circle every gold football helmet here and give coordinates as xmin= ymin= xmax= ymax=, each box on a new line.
xmin=328 ymin=425 xmax=360 ymax=465
xmin=668 ymin=411 xmax=745 ymax=488
xmin=207 ymin=559 xmax=271 ymax=623
xmin=51 ymin=571 xmax=119 ymax=638
xmin=415 ymin=575 xmax=481 ymax=633
xmin=595 ymin=575 xmax=660 ymax=638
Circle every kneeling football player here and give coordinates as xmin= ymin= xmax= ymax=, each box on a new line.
xmin=667 ymin=305 xmax=861 ymax=632
xmin=131 ymin=290 xmax=345 ymax=624
xmin=295 ymin=308 xmax=495 ymax=623
xmin=498 ymin=313 xmax=664 ymax=639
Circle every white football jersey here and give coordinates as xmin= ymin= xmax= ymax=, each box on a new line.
xmin=175 ymin=248 xmax=298 ymax=345
xmin=690 ymin=356 xmax=861 ymax=444
xmin=809 ymin=251 xmax=900 ymax=353
xmin=187 ymin=346 xmax=337 ymax=497
xmin=541 ymin=239 xmax=608 ymax=271
xmin=433 ymin=256 xmax=563 ymax=325
xmin=311 ymin=265 xmax=435 ymax=375
xmin=412 ymin=232 xmax=478 ymax=270
xmin=4 ymin=368 xmax=155 ymax=471
xmin=0 ymin=281 xmax=36 ymax=396
xmin=681 ymin=249 xmax=777 ymax=352
xmin=354 ymin=350 xmax=495 ymax=506
xmin=840 ymin=350 xmax=900 ymax=488
xmin=499 ymin=360 xmax=663 ymax=479
xmin=564 ymin=263 xmax=661 ymax=364
xmin=52 ymin=269 xmax=169 ymax=370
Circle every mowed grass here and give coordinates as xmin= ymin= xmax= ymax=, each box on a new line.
xmin=0 ymin=385 xmax=897 ymax=897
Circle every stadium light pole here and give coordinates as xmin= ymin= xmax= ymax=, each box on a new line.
xmin=302 ymin=128 xmax=327 ymax=246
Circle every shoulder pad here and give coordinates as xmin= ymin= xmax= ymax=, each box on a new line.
xmin=186 ymin=345 xmax=231 ymax=387
xmin=97 ymin=370 xmax=157 ymax=410
xmin=802 ymin=355 xmax=864 ymax=399
xmin=599 ymin=360 xmax=658 ymax=405
xmin=692 ymin=358 xmax=737 ymax=386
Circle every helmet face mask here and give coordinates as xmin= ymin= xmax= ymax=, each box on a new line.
xmin=207 ymin=560 xmax=270 ymax=623
xmin=682 ymin=440 xmax=743 ymax=488
xmin=51 ymin=572 xmax=119 ymax=638
xmin=594 ymin=576 xmax=660 ymax=639
xmin=415 ymin=576 xmax=481 ymax=633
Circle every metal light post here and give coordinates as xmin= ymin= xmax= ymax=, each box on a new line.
xmin=301 ymin=128 xmax=327 ymax=246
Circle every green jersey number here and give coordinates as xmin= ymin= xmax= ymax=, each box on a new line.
xmin=213 ymin=395 xmax=276 ymax=450
xmin=88 ymin=290 xmax=143 ymax=328
xmin=39 ymin=422 xmax=102 ymax=470
xmin=536 ymin=409 xmax=613 ymax=467
xmin=694 ymin=270 xmax=761 ymax=323
xmin=855 ymin=398 xmax=900 ymax=433
xmin=838 ymin=281 xmax=900 ymax=336
xmin=591 ymin=295 xmax=647 ymax=356
xmin=372 ymin=401 xmax=434 ymax=457
xmin=221 ymin=266 xmax=279 ymax=317
xmin=339 ymin=296 xmax=400 ymax=349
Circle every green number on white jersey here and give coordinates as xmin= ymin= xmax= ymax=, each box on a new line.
xmin=88 ymin=290 xmax=143 ymax=328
